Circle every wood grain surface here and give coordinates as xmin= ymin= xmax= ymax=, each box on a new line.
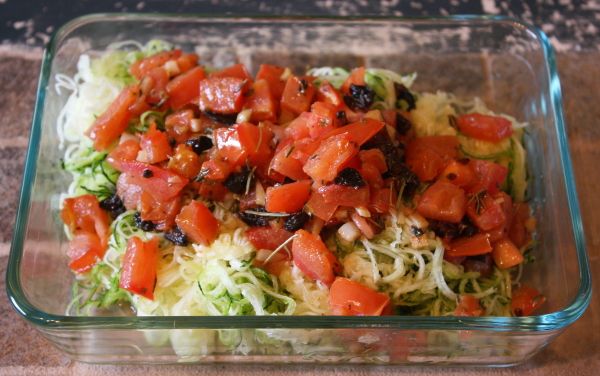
xmin=0 ymin=50 xmax=598 ymax=375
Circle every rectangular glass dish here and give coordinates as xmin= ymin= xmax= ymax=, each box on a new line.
xmin=6 ymin=14 xmax=591 ymax=366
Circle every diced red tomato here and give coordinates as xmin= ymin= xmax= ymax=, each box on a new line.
xmin=117 ymin=161 xmax=189 ymax=201
xmin=281 ymin=76 xmax=315 ymax=114
xmin=369 ymin=187 xmax=395 ymax=214
xmin=210 ymin=63 xmax=252 ymax=81
xmin=303 ymin=133 xmax=359 ymax=183
xmin=142 ymin=67 xmax=169 ymax=105
xmin=454 ymin=295 xmax=483 ymax=317
xmin=340 ymin=67 xmax=366 ymax=94
xmin=309 ymin=101 xmax=337 ymax=138
xmin=291 ymin=229 xmax=338 ymax=285
xmin=175 ymin=53 xmax=199 ymax=74
xmin=236 ymin=122 xmax=273 ymax=166
xmin=317 ymin=184 xmax=370 ymax=208
xmin=466 ymin=192 xmax=507 ymax=231
xmin=456 ymin=113 xmax=513 ymax=142
xmin=87 ymin=86 xmax=140 ymax=151
xmin=359 ymin=149 xmax=387 ymax=174
xmin=416 ymin=180 xmax=466 ymax=223
xmin=305 ymin=188 xmax=339 ymax=222
xmin=316 ymin=80 xmax=343 ymax=107
xmin=139 ymin=191 xmax=181 ymax=231
xmin=440 ymin=160 xmax=476 ymax=188
xmin=329 ymin=277 xmax=390 ymax=316
xmin=265 ymin=180 xmax=311 ymax=213
xmin=61 ymin=194 xmax=110 ymax=249
xmin=137 ymin=124 xmax=172 ymax=164
xmin=164 ymin=109 xmax=194 ymax=144
xmin=166 ymin=66 xmax=206 ymax=110
xmin=284 ymin=112 xmax=314 ymax=141
xmin=129 ymin=50 xmax=182 ymax=79
xmin=405 ymin=136 xmax=459 ymax=182
xmin=468 ymin=160 xmax=508 ymax=195
xmin=200 ymin=158 xmax=233 ymax=181
xmin=199 ymin=77 xmax=248 ymax=114
xmin=244 ymin=79 xmax=277 ymax=122
xmin=509 ymin=202 xmax=532 ymax=248
xmin=107 ymin=139 xmax=140 ymax=171
xmin=66 ymin=231 xmax=105 ymax=273
xmin=359 ymin=162 xmax=384 ymax=189
xmin=270 ymin=141 xmax=309 ymax=181
xmin=320 ymin=118 xmax=384 ymax=146
xmin=256 ymin=64 xmax=286 ymax=100
xmin=492 ymin=238 xmax=524 ymax=269
xmin=446 ymin=233 xmax=492 ymax=257
xmin=246 ymin=226 xmax=295 ymax=251
xmin=196 ymin=181 xmax=228 ymax=201
xmin=167 ymin=144 xmax=202 ymax=179
xmin=511 ymin=285 xmax=546 ymax=316
xmin=175 ymin=201 xmax=219 ymax=245
xmin=213 ymin=126 xmax=244 ymax=166
xmin=119 ymin=236 xmax=159 ymax=300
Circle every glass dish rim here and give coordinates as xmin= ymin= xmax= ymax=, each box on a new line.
xmin=5 ymin=13 xmax=591 ymax=332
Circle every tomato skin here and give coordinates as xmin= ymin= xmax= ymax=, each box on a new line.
xmin=369 ymin=187 xmax=395 ymax=214
xmin=198 ymin=77 xmax=248 ymax=114
xmin=305 ymin=188 xmax=339 ymax=222
xmin=66 ymin=232 xmax=105 ymax=273
xmin=417 ymin=180 xmax=466 ymax=223
xmin=340 ymin=67 xmax=366 ymax=94
xmin=454 ymin=295 xmax=483 ymax=317
xmin=440 ymin=160 xmax=476 ymax=188
xmin=168 ymin=144 xmax=202 ymax=179
xmin=468 ymin=160 xmax=508 ymax=195
xmin=265 ymin=180 xmax=311 ymax=213
xmin=119 ymin=237 xmax=159 ymax=300
xmin=317 ymin=184 xmax=370 ymax=208
xmin=281 ymin=76 xmax=315 ymax=114
xmin=359 ymin=149 xmax=387 ymax=174
xmin=466 ymin=192 xmax=507 ymax=231
xmin=87 ymin=86 xmax=139 ymax=151
xmin=143 ymin=67 xmax=169 ymax=105
xmin=130 ymin=50 xmax=182 ymax=79
xmin=175 ymin=53 xmax=199 ymax=74
xmin=200 ymin=158 xmax=233 ymax=181
xmin=244 ymin=79 xmax=277 ymax=122
xmin=236 ymin=122 xmax=273 ymax=166
xmin=511 ymin=286 xmax=546 ymax=316
xmin=329 ymin=277 xmax=390 ymax=316
xmin=139 ymin=191 xmax=181 ymax=231
xmin=256 ymin=64 xmax=286 ymax=100
xmin=166 ymin=66 xmax=206 ymax=110
xmin=164 ymin=109 xmax=194 ymax=144
xmin=320 ymin=118 xmax=385 ymax=146
xmin=210 ymin=63 xmax=252 ymax=81
xmin=246 ymin=226 xmax=295 ymax=251
xmin=509 ymin=202 xmax=532 ymax=248
xmin=107 ymin=139 xmax=141 ymax=171
xmin=405 ymin=136 xmax=459 ymax=182
xmin=270 ymin=140 xmax=309 ymax=181
xmin=137 ymin=124 xmax=172 ymax=164
xmin=492 ymin=238 xmax=524 ymax=269
xmin=117 ymin=161 xmax=189 ymax=201
xmin=457 ymin=113 xmax=513 ymax=142
xmin=446 ymin=233 xmax=492 ymax=257
xmin=316 ymin=80 xmax=343 ymax=107
xmin=291 ymin=229 xmax=338 ymax=285
xmin=303 ymin=133 xmax=359 ymax=184
xmin=175 ymin=201 xmax=219 ymax=245
xmin=309 ymin=101 xmax=338 ymax=138
xmin=61 ymin=194 xmax=110 ymax=249
xmin=196 ymin=181 xmax=228 ymax=201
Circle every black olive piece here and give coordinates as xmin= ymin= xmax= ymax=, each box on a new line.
xmin=164 ymin=226 xmax=189 ymax=246
xmin=99 ymin=194 xmax=126 ymax=218
xmin=168 ymin=137 xmax=177 ymax=148
xmin=204 ymin=111 xmax=237 ymax=125
xmin=334 ymin=167 xmax=366 ymax=188
xmin=428 ymin=218 xmax=478 ymax=239
xmin=238 ymin=206 xmax=269 ymax=227
xmin=133 ymin=212 xmax=156 ymax=231
xmin=336 ymin=110 xmax=348 ymax=126
xmin=394 ymin=83 xmax=416 ymax=111
xmin=393 ymin=164 xmax=420 ymax=198
xmin=463 ymin=254 xmax=494 ymax=278
xmin=283 ymin=176 xmax=295 ymax=184
xmin=186 ymin=136 xmax=213 ymax=155
xmin=224 ymin=167 xmax=250 ymax=195
xmin=396 ymin=113 xmax=412 ymax=135
xmin=284 ymin=212 xmax=310 ymax=232
xmin=411 ymin=226 xmax=424 ymax=237
xmin=142 ymin=169 xmax=153 ymax=178
xmin=343 ymin=84 xmax=375 ymax=111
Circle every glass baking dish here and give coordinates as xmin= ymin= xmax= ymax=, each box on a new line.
xmin=6 ymin=14 xmax=591 ymax=366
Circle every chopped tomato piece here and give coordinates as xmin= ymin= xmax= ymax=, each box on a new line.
xmin=165 ymin=109 xmax=194 ymax=144
xmin=306 ymin=188 xmax=339 ymax=222
xmin=265 ymin=180 xmax=311 ymax=213
xmin=291 ymin=229 xmax=338 ymax=285
xmin=87 ymin=86 xmax=139 ymax=151
xmin=457 ymin=113 xmax=513 ymax=142
xmin=246 ymin=226 xmax=295 ymax=251
xmin=117 ymin=161 xmax=189 ymax=201
xmin=166 ymin=66 xmax=206 ymax=110
xmin=66 ymin=232 xmax=105 ymax=273
xmin=309 ymin=101 xmax=337 ymax=138
xmin=492 ymin=238 xmax=524 ymax=269
xmin=175 ymin=201 xmax=219 ymax=245
xmin=137 ymin=124 xmax=172 ymax=164
xmin=284 ymin=112 xmax=315 ymax=141
xmin=454 ymin=295 xmax=483 ymax=317
xmin=237 ymin=122 xmax=273 ymax=166
xmin=196 ymin=181 xmax=228 ymax=201
xmin=168 ymin=144 xmax=202 ymax=179
xmin=200 ymin=158 xmax=233 ymax=181
xmin=446 ymin=233 xmax=492 ymax=257
xmin=61 ymin=194 xmax=110 ymax=249
xmin=405 ymin=136 xmax=459 ymax=182
xmin=244 ymin=79 xmax=277 ymax=122
xmin=281 ymin=76 xmax=315 ymax=114
xmin=440 ymin=160 xmax=476 ymax=188
xmin=210 ymin=63 xmax=252 ymax=81
xmin=340 ymin=67 xmax=366 ymax=94
xmin=256 ymin=64 xmax=286 ymax=100
xmin=316 ymin=80 xmax=343 ymax=107
xmin=511 ymin=285 xmax=545 ymax=316
xmin=468 ymin=160 xmax=508 ymax=195
xmin=139 ymin=191 xmax=181 ymax=231
xmin=369 ymin=187 xmax=395 ymax=214
xmin=359 ymin=149 xmax=387 ymax=173
xmin=416 ymin=180 xmax=466 ymax=223
xmin=129 ymin=50 xmax=182 ymax=79
xmin=119 ymin=237 xmax=159 ymax=300
xmin=359 ymin=162 xmax=384 ymax=189
xmin=321 ymin=118 xmax=384 ymax=146
xmin=509 ymin=202 xmax=532 ymax=248
xmin=175 ymin=53 xmax=199 ymax=74
xmin=213 ymin=126 xmax=244 ymax=166
xmin=303 ymin=133 xmax=359 ymax=183
xmin=142 ymin=67 xmax=169 ymax=105
xmin=329 ymin=277 xmax=390 ymax=316
xmin=270 ymin=141 xmax=308 ymax=181
xmin=199 ymin=77 xmax=248 ymax=114
xmin=466 ymin=192 xmax=507 ymax=231
xmin=107 ymin=139 xmax=140 ymax=171
xmin=317 ymin=184 xmax=370 ymax=208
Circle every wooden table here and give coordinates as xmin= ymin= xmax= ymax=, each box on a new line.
xmin=0 ymin=48 xmax=598 ymax=375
